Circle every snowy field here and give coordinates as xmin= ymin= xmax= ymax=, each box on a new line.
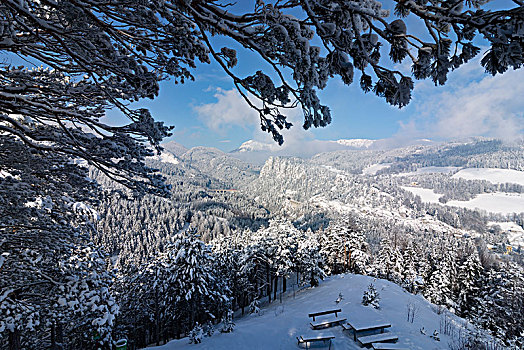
xmin=146 ymin=274 xmax=470 ymax=350
xmin=446 ymin=192 xmax=524 ymax=214
xmin=488 ymin=222 xmax=524 ymax=247
xmin=401 ymin=187 xmax=524 ymax=215
xmin=452 ymin=168 xmax=524 ymax=186
xmin=401 ymin=186 xmax=442 ymax=204
xmin=362 ymin=163 xmax=391 ymax=175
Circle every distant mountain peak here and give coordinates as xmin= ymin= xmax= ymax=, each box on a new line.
xmin=234 ymin=140 xmax=281 ymax=153
xmin=161 ymin=140 xmax=188 ymax=157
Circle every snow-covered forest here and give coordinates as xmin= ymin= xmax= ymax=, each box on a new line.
xmin=99 ymin=139 xmax=524 ymax=350
xmin=13 ymin=138 xmax=522 ymax=349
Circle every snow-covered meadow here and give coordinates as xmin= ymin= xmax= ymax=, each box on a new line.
xmin=146 ymin=274 xmax=472 ymax=350
xmin=452 ymin=168 xmax=524 ymax=186
xmin=446 ymin=192 xmax=524 ymax=215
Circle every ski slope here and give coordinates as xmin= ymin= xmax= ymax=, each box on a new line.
xmin=452 ymin=168 xmax=524 ymax=186
xmin=146 ymin=274 xmax=472 ymax=350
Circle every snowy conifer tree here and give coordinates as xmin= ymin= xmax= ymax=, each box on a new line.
xmin=362 ymin=283 xmax=380 ymax=309
xmin=0 ymin=134 xmax=117 ymax=349
xmin=295 ymin=229 xmax=325 ymax=287
xmin=455 ymin=253 xmax=483 ymax=318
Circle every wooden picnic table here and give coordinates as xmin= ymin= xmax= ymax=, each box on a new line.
xmin=297 ymin=332 xmax=335 ymax=350
xmin=343 ymin=320 xmax=392 ymax=341
xmin=310 ymin=317 xmax=347 ymax=330
xmin=357 ymin=333 xmax=398 ymax=347
xmin=308 ymin=309 xmax=341 ymax=321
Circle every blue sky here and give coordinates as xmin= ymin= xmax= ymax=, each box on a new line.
xmin=125 ymin=0 xmax=524 ymax=152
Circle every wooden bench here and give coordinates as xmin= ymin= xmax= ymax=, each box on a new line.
xmin=310 ymin=317 xmax=347 ymax=330
xmin=297 ymin=332 xmax=335 ymax=350
xmin=357 ymin=333 xmax=398 ymax=347
xmin=372 ymin=343 xmax=409 ymax=350
xmin=343 ymin=321 xmax=391 ymax=341
xmin=308 ymin=309 xmax=341 ymax=321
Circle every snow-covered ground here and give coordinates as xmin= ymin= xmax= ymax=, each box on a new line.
xmin=401 ymin=187 xmax=524 ymax=215
xmin=488 ymin=221 xmax=524 ymax=247
xmin=446 ymin=192 xmax=524 ymax=215
xmin=145 ymin=274 xmax=470 ymax=350
xmin=362 ymin=163 xmax=392 ymax=175
xmin=452 ymin=168 xmax=524 ymax=186
xmin=401 ymin=186 xmax=442 ymax=204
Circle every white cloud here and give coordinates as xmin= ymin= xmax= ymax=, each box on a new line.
xmin=405 ymin=58 xmax=524 ymax=141
xmin=193 ymin=87 xmax=321 ymax=153
xmin=193 ymin=88 xmax=260 ymax=132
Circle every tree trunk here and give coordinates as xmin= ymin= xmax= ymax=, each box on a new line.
xmin=283 ymin=276 xmax=287 ymax=293
xmin=266 ymin=264 xmax=271 ymax=303
xmin=56 ymin=322 xmax=64 ymax=350
xmin=273 ymin=276 xmax=277 ymax=301
xmin=155 ymin=287 xmax=160 ymax=346
xmin=241 ymin=291 xmax=246 ymax=315
xmin=9 ymin=329 xmax=21 ymax=350
xmin=51 ymin=323 xmax=56 ymax=350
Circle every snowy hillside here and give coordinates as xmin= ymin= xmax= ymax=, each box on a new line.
xmin=145 ymin=274 xmax=476 ymax=350
xmin=147 ymin=151 xmax=180 ymax=165
xmin=452 ymin=168 xmax=524 ymax=186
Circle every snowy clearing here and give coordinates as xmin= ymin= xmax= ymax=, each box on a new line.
xmin=452 ymin=168 xmax=524 ymax=186
xmin=401 ymin=186 xmax=442 ymax=204
xmin=362 ymin=163 xmax=392 ymax=175
xmin=488 ymin=222 xmax=524 ymax=247
xmin=446 ymin=193 xmax=524 ymax=215
xmin=146 ymin=274 xmax=471 ymax=350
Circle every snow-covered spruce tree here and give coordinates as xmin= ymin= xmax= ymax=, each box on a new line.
xmin=320 ymin=218 xmax=368 ymax=274
xmin=455 ymin=252 xmax=483 ymax=318
xmin=212 ymin=234 xmax=254 ymax=315
xmin=116 ymin=230 xmax=229 ymax=347
xmin=2 ymin=1 xmax=523 ymax=146
xmin=475 ymin=262 xmax=524 ymax=347
xmin=371 ymin=237 xmax=403 ymax=283
xmin=362 ymin=283 xmax=380 ymax=309
xmin=0 ymin=134 xmax=117 ymax=349
xmin=157 ymin=231 xmax=228 ymax=339
xmin=238 ymin=235 xmax=272 ymax=304
xmin=423 ymin=245 xmax=457 ymax=311
xmin=401 ymin=241 xmax=419 ymax=293
xmin=295 ymin=229 xmax=325 ymax=287
xmin=269 ymin=220 xmax=298 ymax=297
